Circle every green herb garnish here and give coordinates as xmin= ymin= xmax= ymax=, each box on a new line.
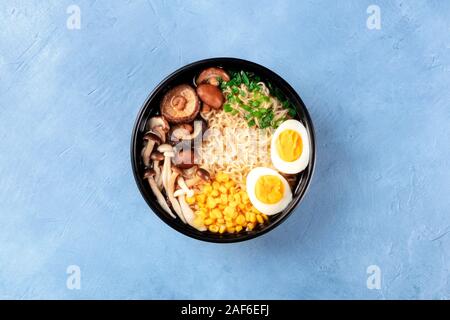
xmin=221 ymin=70 xmax=293 ymax=129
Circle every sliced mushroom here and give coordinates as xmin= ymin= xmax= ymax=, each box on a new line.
xmin=147 ymin=116 xmax=170 ymax=132
xmin=196 ymin=67 xmax=230 ymax=86
xmin=173 ymin=148 xmax=195 ymax=169
xmin=167 ymin=168 xmax=186 ymax=223
xmin=161 ymin=85 xmax=200 ymax=124
xmin=178 ymin=195 xmax=206 ymax=231
xmin=182 ymin=165 xmax=198 ymax=178
xmin=168 ymin=123 xmax=193 ymax=143
xmin=147 ymin=116 xmax=170 ymax=143
xmin=177 ymin=176 xmax=194 ymax=198
xmin=142 ymin=131 xmax=161 ymax=167
xmin=173 ymin=166 xmax=194 ymax=197
xmin=170 ymin=120 xmax=204 ymax=144
xmin=151 ymin=151 xmax=164 ymax=189
xmin=196 ymin=168 xmax=211 ymax=182
xmin=143 ymin=169 xmax=175 ymax=218
xmin=158 ymin=144 xmax=174 ymax=191
xmin=173 ymin=189 xmax=188 ymax=197
xmin=196 ymin=84 xmax=224 ymax=109
xmin=201 ymin=103 xmax=212 ymax=113
xmin=185 ymin=168 xmax=211 ymax=187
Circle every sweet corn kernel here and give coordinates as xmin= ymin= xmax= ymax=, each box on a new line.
xmin=220 ymin=194 xmax=228 ymax=204
xmin=229 ymin=201 xmax=238 ymax=208
xmin=236 ymin=215 xmax=246 ymax=225
xmin=194 ymin=216 xmax=204 ymax=227
xmin=224 ymin=206 xmax=235 ymax=217
xmin=187 ymin=171 xmax=262 ymax=235
xmin=209 ymin=225 xmax=219 ymax=233
xmin=216 ymin=172 xmax=230 ymax=182
xmin=207 ymin=197 xmax=216 ymax=209
xmin=262 ymin=214 xmax=269 ymax=221
xmin=225 ymin=181 xmax=235 ymax=189
xmin=227 ymin=227 xmax=236 ymax=233
xmin=211 ymin=209 xmax=221 ymax=219
xmin=211 ymin=190 xmax=219 ymax=197
xmin=186 ymin=196 xmax=196 ymax=205
xmin=256 ymin=214 xmax=264 ymax=224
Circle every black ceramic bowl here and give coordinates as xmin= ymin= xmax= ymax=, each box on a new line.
xmin=131 ymin=58 xmax=315 ymax=243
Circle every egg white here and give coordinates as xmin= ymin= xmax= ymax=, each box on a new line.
xmin=246 ymin=167 xmax=292 ymax=216
xmin=271 ymin=119 xmax=310 ymax=174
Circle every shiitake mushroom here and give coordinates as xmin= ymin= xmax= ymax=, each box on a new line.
xmin=196 ymin=84 xmax=224 ymax=109
xmin=160 ymin=84 xmax=200 ymax=124
xmin=196 ymin=67 xmax=230 ymax=86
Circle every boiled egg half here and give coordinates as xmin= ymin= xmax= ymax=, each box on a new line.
xmin=246 ymin=167 xmax=292 ymax=215
xmin=271 ymin=119 xmax=310 ymax=174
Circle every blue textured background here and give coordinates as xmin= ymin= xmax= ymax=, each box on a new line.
xmin=1 ymin=0 xmax=449 ymax=299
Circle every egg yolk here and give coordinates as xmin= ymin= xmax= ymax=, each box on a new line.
xmin=276 ymin=129 xmax=303 ymax=162
xmin=255 ymin=175 xmax=284 ymax=204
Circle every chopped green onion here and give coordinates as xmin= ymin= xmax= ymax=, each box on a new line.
xmin=288 ymin=108 xmax=296 ymax=117
xmin=223 ymin=103 xmax=233 ymax=113
xmin=240 ymin=105 xmax=252 ymax=112
xmin=251 ymin=100 xmax=260 ymax=107
xmin=235 ymin=72 xmax=242 ymax=85
xmin=251 ymin=110 xmax=263 ymax=117
xmin=241 ymin=71 xmax=250 ymax=86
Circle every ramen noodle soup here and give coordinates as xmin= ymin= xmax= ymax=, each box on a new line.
xmin=140 ymin=67 xmax=310 ymax=234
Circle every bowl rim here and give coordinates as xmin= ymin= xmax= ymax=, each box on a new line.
xmin=130 ymin=57 xmax=316 ymax=243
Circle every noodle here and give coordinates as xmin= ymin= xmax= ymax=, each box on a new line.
xmin=199 ymin=83 xmax=291 ymax=188
xmin=199 ymin=111 xmax=273 ymax=188
xmin=223 ymin=82 xmax=289 ymax=127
